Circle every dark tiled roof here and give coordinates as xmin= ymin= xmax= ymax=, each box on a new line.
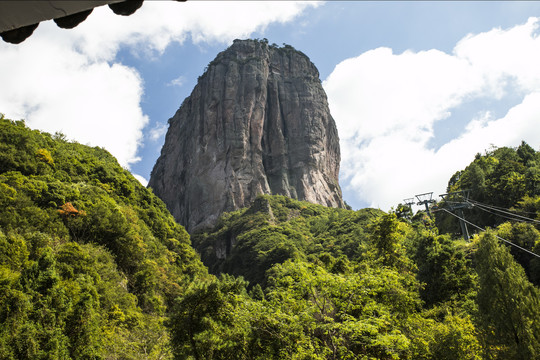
xmin=0 ymin=0 xmax=183 ymax=44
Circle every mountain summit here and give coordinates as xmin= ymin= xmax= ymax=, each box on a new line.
xmin=149 ymin=39 xmax=345 ymax=232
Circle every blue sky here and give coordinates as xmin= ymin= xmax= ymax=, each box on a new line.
xmin=2 ymin=1 xmax=540 ymax=211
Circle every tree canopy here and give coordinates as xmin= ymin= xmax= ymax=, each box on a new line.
xmin=0 ymin=117 xmax=207 ymax=359
xmin=1 ymin=116 xmax=539 ymax=359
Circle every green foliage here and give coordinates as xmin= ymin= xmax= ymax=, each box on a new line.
xmin=475 ymin=231 xmax=540 ymax=359
xmin=368 ymin=213 xmax=413 ymax=270
xmin=440 ymin=142 xmax=540 ymax=232
xmin=170 ymin=274 xmax=252 ymax=360
xmin=169 ymin=258 xmax=484 ymax=360
xmin=193 ymin=195 xmax=383 ymax=285
xmin=496 ymin=222 xmax=540 ymax=285
xmin=2 ymin=117 xmax=538 ymax=359
xmin=263 ymin=259 xmax=422 ymax=359
xmin=408 ymin=228 xmax=476 ymax=307
xmin=422 ymin=313 xmax=482 ymax=360
xmin=189 ymin=195 xmax=488 ymax=359
xmin=0 ymin=117 xmax=207 ymax=359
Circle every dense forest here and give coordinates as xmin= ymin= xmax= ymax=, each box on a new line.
xmin=0 ymin=116 xmax=208 ymax=359
xmin=1 ymin=115 xmax=540 ymax=359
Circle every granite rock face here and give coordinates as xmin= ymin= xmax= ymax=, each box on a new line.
xmin=149 ymin=39 xmax=345 ymax=232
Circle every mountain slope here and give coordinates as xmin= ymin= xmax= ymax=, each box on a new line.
xmin=0 ymin=116 xmax=207 ymax=359
xmin=192 ymin=195 xmax=383 ymax=286
xmin=2 ymin=114 xmax=539 ymax=359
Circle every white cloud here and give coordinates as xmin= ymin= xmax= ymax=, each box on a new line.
xmin=68 ymin=1 xmax=319 ymax=58
xmin=325 ymin=17 xmax=540 ymax=210
xmin=132 ymin=173 xmax=149 ymax=187
xmin=167 ymin=75 xmax=186 ymax=87
xmin=446 ymin=92 xmax=540 ymax=152
xmin=149 ymin=122 xmax=168 ymax=142
xmin=0 ymin=28 xmax=148 ymax=167
xmin=0 ymin=1 xmax=317 ymax=168
xmin=325 ymin=47 xmax=484 ymax=143
xmin=454 ymin=17 xmax=540 ymax=94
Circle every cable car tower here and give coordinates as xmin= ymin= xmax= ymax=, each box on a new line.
xmin=400 ymin=197 xmax=415 ymax=220
xmin=415 ymin=192 xmax=436 ymax=218
xmin=403 ymin=198 xmax=415 ymax=209
xmin=439 ymin=190 xmax=473 ymax=241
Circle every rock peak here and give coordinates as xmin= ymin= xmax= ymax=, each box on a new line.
xmin=149 ymin=39 xmax=345 ymax=232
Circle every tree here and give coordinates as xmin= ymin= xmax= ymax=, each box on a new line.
xmin=475 ymin=231 xmax=540 ymax=359
xmin=368 ymin=213 xmax=412 ymax=270
xmin=394 ymin=203 xmax=413 ymax=221
xmin=517 ymin=141 xmax=535 ymax=165
xmin=263 ymin=259 xmax=422 ymax=359
xmin=496 ymin=222 xmax=540 ymax=284
xmin=411 ymin=230 xmax=476 ymax=307
xmin=169 ymin=274 xmax=252 ymax=360
xmin=429 ymin=314 xmax=482 ymax=360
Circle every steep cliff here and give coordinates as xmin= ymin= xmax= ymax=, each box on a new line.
xmin=149 ymin=39 xmax=345 ymax=232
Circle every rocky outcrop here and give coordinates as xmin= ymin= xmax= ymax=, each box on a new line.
xmin=149 ymin=39 xmax=345 ymax=232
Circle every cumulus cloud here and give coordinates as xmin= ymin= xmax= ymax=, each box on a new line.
xmin=0 ymin=1 xmax=317 ymax=168
xmin=324 ymin=17 xmax=540 ymax=210
xmin=149 ymin=122 xmax=168 ymax=142
xmin=132 ymin=174 xmax=149 ymax=187
xmin=71 ymin=1 xmax=319 ymax=58
xmin=0 ymin=25 xmax=148 ymax=167
xmin=167 ymin=75 xmax=186 ymax=87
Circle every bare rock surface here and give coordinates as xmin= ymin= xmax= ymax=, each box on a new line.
xmin=149 ymin=39 xmax=345 ymax=232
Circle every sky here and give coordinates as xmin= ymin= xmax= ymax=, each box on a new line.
xmin=1 ymin=1 xmax=540 ymax=212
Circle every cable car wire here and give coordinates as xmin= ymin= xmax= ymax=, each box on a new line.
xmin=466 ymin=199 xmax=540 ymax=225
xmin=440 ymin=208 xmax=540 ymax=259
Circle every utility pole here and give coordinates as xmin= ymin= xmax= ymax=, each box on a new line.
xmin=439 ymin=190 xmax=473 ymax=241
xmin=415 ymin=192 xmax=436 ymax=218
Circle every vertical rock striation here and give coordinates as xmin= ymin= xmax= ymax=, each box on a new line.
xmin=149 ymin=39 xmax=345 ymax=232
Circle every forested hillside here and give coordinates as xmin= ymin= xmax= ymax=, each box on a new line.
xmin=1 ymin=115 xmax=539 ymax=359
xmin=0 ymin=116 xmax=208 ymax=359
xmin=442 ymin=141 xmax=540 ymax=227
xmin=189 ymin=143 xmax=540 ymax=359
xmin=192 ymin=196 xmax=384 ymax=286
xmin=437 ymin=141 xmax=540 ymax=285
